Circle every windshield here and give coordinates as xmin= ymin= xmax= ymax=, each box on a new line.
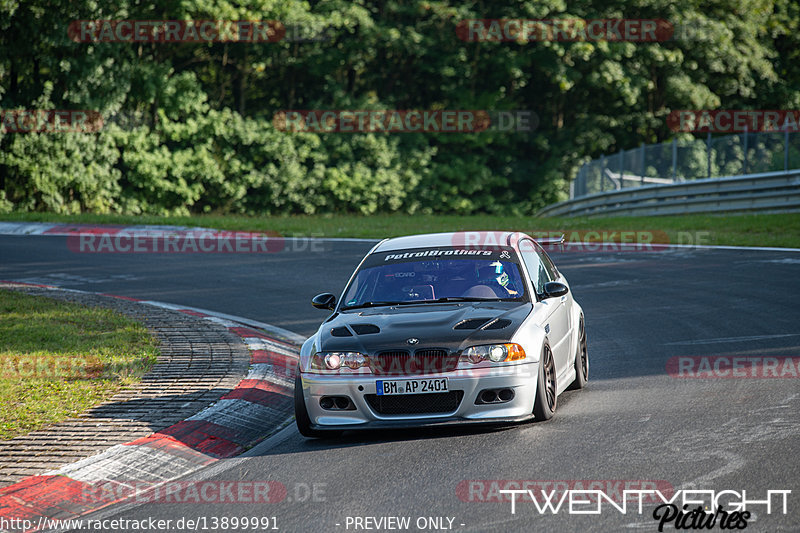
xmin=341 ymin=247 xmax=527 ymax=309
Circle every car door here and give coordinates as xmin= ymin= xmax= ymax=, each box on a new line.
xmin=537 ymin=244 xmax=574 ymax=370
xmin=519 ymin=239 xmax=572 ymax=378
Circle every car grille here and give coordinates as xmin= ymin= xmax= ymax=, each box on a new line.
xmin=371 ymin=349 xmax=458 ymax=375
xmin=365 ymin=391 xmax=464 ymax=415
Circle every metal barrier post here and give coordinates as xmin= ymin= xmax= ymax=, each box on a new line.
xmin=743 ymin=127 xmax=748 ymax=175
xmin=640 ymin=143 xmax=645 ymax=186
xmin=581 ymin=165 xmax=587 ymax=197
xmin=601 ymin=155 xmax=607 ymax=191
xmin=672 ymin=138 xmax=677 ymax=181
xmin=707 ymin=131 xmax=712 ymax=178
xmin=786 ymin=128 xmax=790 ymax=171
xmin=572 ymin=166 xmax=583 ymax=199
xmin=618 ymin=149 xmax=624 ymax=189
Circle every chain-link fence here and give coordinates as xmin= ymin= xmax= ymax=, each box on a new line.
xmin=571 ymin=130 xmax=800 ymax=198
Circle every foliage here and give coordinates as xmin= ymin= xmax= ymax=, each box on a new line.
xmin=1 ymin=0 xmax=798 ymax=215
xmin=0 ymin=289 xmax=158 ymax=440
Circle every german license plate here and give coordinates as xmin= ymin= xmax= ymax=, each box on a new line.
xmin=376 ymin=378 xmax=448 ymax=396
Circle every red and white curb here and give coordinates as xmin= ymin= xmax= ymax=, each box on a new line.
xmin=0 ymin=282 xmax=305 ymax=532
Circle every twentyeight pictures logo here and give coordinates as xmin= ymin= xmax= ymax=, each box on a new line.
xmin=462 ymin=481 xmax=790 ymax=532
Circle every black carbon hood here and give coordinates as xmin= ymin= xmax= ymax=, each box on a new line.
xmin=317 ymin=302 xmax=532 ymax=354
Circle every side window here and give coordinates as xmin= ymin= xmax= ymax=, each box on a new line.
xmin=536 ymin=247 xmax=559 ymax=281
xmin=519 ymin=239 xmax=551 ymax=295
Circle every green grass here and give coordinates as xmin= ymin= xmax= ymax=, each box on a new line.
xmin=0 ymin=290 xmax=159 ymax=440
xmin=3 ymin=211 xmax=800 ymax=248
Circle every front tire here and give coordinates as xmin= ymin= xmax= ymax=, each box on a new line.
xmin=567 ymin=316 xmax=588 ymax=390
xmin=533 ymin=343 xmax=557 ymax=421
xmin=294 ymin=373 xmax=341 ymax=438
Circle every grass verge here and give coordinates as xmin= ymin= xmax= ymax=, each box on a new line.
xmin=0 ymin=289 xmax=159 ymax=440
xmin=2 ymin=212 xmax=800 ymax=248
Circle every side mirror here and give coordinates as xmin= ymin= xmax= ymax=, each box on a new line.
xmin=542 ymin=281 xmax=569 ymax=299
xmin=312 ymin=293 xmax=336 ymax=310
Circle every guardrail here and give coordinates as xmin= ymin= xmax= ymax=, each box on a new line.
xmin=538 ymin=170 xmax=800 ymax=217
xmin=572 ymin=130 xmax=800 ymax=199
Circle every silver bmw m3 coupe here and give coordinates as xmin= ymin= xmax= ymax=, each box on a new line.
xmin=294 ymin=231 xmax=587 ymax=437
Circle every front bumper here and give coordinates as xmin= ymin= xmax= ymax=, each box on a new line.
xmin=299 ymin=362 xmax=539 ymax=430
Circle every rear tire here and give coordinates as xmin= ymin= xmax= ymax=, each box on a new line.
xmin=294 ymin=372 xmax=341 ymax=438
xmin=567 ymin=316 xmax=588 ymax=390
xmin=533 ymin=343 xmax=557 ymax=421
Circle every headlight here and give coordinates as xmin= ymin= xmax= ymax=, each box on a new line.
xmin=311 ymin=352 xmax=370 ymax=372
xmin=459 ymin=343 xmax=526 ymax=364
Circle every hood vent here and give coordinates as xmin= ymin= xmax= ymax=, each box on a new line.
xmin=454 ymin=318 xmax=492 ymax=330
xmin=352 ymin=324 xmax=380 ymax=335
xmin=482 ymin=318 xmax=512 ymax=330
xmin=330 ymin=326 xmax=353 ymax=337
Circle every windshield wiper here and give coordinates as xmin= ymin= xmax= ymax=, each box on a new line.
xmin=340 ymin=301 xmax=404 ymax=310
xmin=342 ymin=297 xmax=520 ymax=310
xmin=421 ymin=297 xmax=519 ymax=303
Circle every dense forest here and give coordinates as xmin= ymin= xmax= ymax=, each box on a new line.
xmin=1 ymin=0 xmax=798 ymax=215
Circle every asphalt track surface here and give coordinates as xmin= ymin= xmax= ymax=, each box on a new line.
xmin=1 ymin=234 xmax=799 ymax=532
